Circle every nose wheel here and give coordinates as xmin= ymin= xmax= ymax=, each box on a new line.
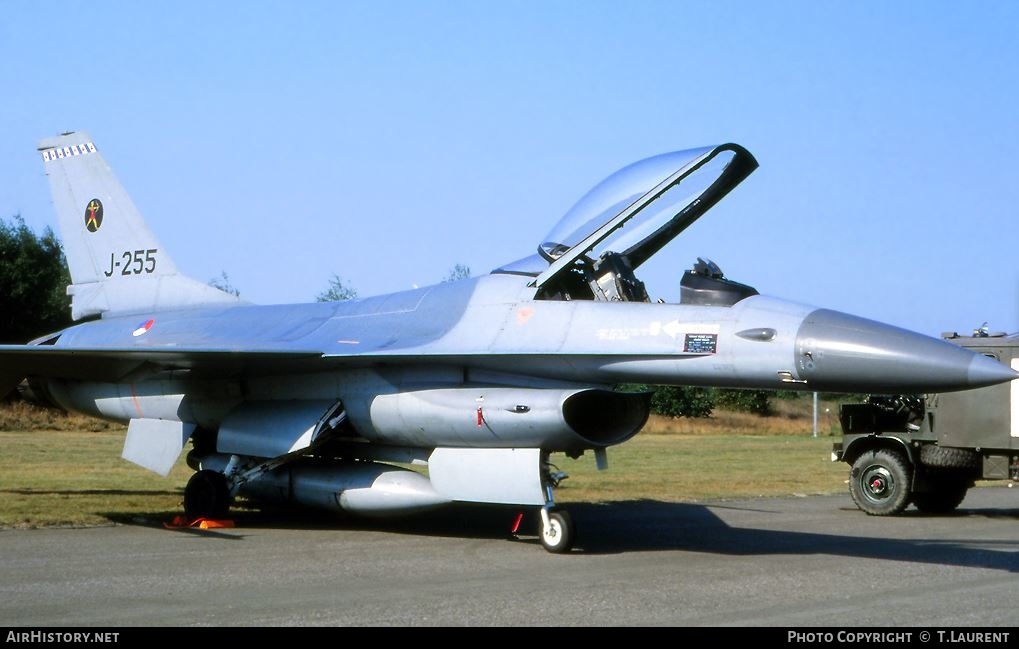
xmin=538 ymin=507 xmax=575 ymax=553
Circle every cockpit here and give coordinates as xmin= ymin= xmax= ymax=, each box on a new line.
xmin=495 ymin=144 xmax=760 ymax=306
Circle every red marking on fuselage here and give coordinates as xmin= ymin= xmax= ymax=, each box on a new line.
xmin=130 ymin=384 xmax=144 ymax=418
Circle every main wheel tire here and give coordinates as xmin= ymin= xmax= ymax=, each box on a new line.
xmin=849 ymin=449 xmax=912 ymax=516
xmin=912 ymin=481 xmax=969 ymax=514
xmin=539 ymin=509 xmax=575 ymax=554
xmin=183 ymin=469 xmax=231 ymax=520
xmin=919 ymin=445 xmax=980 ymax=470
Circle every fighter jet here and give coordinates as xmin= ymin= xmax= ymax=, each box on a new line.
xmin=2 ymin=133 xmax=1014 ymax=552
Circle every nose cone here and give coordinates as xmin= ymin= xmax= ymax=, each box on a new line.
xmin=795 ymin=309 xmax=1018 ymax=393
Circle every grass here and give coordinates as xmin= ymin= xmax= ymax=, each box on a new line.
xmin=0 ymin=427 xmax=192 ymax=528
xmin=555 ymin=434 xmax=844 ymax=504
xmin=553 ymin=397 xmax=850 ymax=503
xmin=0 ymin=400 xmax=850 ymax=528
xmin=0 ymin=400 xmax=120 ymax=432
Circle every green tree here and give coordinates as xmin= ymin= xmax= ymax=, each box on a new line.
xmin=0 ymin=215 xmax=72 ymax=343
xmin=316 ymin=274 xmax=358 ymax=302
xmin=443 ymin=264 xmax=471 ymax=282
xmin=624 ymin=384 xmax=716 ymax=418
xmin=652 ymin=385 xmax=716 ymax=418
xmin=715 ymin=389 xmax=772 ymax=415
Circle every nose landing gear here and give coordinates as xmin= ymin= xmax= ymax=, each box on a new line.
xmin=537 ymin=465 xmax=575 ymax=553
xmin=539 ymin=507 xmax=575 ymax=553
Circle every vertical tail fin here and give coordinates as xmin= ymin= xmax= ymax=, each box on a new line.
xmin=38 ymin=131 xmax=243 ymax=320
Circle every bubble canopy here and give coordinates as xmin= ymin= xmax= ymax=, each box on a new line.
xmin=497 ymin=144 xmax=757 ymax=283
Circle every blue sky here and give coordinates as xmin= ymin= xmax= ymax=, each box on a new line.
xmin=1 ymin=1 xmax=1016 ymax=336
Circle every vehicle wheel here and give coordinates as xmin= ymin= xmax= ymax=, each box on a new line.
xmin=849 ymin=449 xmax=912 ymax=516
xmin=912 ymin=480 xmax=969 ymax=514
xmin=919 ymin=445 xmax=980 ymax=470
xmin=184 ymin=470 xmax=231 ymax=519
xmin=539 ymin=509 xmax=575 ymax=553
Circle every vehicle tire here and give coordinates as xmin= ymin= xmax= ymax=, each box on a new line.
xmin=539 ymin=509 xmax=575 ymax=553
xmin=919 ymin=445 xmax=980 ymax=470
xmin=849 ymin=449 xmax=912 ymax=516
xmin=184 ymin=469 xmax=231 ymax=520
xmin=912 ymin=480 xmax=969 ymax=514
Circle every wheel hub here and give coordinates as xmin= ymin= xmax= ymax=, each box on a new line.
xmin=861 ymin=465 xmax=894 ymax=502
xmin=543 ymin=520 xmax=561 ymax=543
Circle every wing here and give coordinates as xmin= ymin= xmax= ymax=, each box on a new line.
xmin=0 ymin=346 xmax=325 ymax=394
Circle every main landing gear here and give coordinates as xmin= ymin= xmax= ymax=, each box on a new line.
xmin=183 ymin=451 xmax=299 ymax=520
xmin=183 ymin=469 xmax=231 ymax=520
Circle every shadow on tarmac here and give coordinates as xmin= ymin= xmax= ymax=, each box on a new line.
xmin=105 ymin=497 xmax=1019 ymax=572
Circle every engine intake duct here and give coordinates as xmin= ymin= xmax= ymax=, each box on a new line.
xmin=561 ymin=389 xmax=651 ymax=446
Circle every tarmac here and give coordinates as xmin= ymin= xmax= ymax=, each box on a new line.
xmin=1 ymin=488 xmax=1017 ymax=626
